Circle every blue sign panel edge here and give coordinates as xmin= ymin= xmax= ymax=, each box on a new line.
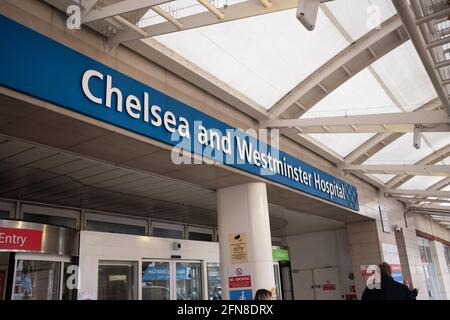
xmin=0 ymin=15 xmax=359 ymax=211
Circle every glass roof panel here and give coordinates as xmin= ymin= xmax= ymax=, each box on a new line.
xmin=154 ymin=8 xmax=349 ymax=108
xmin=367 ymin=174 xmax=396 ymax=183
xmin=371 ymin=41 xmax=437 ymax=111
xmin=421 ymin=133 xmax=450 ymax=152
xmin=307 ymin=133 xmax=375 ymax=157
xmin=303 ymin=68 xmax=401 ymax=118
xmin=324 ymin=0 xmax=396 ymax=41
xmin=398 ymin=176 xmax=446 ymax=190
xmin=301 ymin=68 xmax=400 ymax=157
xmin=364 ymin=133 xmax=434 ymax=165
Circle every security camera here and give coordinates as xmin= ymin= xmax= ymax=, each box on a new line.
xmin=413 ymin=125 xmax=422 ymax=150
xmin=297 ymin=0 xmax=320 ymax=31
xmin=393 ymin=225 xmax=402 ymax=232
xmin=173 ymin=242 xmax=182 ymax=250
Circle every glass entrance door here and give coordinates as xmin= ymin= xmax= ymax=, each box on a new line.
xmin=273 ymin=262 xmax=282 ymax=300
xmin=98 ymin=261 xmax=138 ymax=300
xmin=141 ymin=260 xmax=202 ymax=300
xmin=12 ymin=253 xmax=70 ymax=300
xmin=142 ymin=260 xmax=171 ymax=300
xmin=175 ymin=261 xmax=202 ymax=300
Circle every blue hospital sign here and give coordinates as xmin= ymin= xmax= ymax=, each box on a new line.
xmin=0 ymin=15 xmax=359 ymax=211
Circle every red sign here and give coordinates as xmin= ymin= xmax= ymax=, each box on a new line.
xmin=0 ymin=227 xmax=42 ymax=251
xmin=346 ymin=293 xmax=357 ymax=300
xmin=322 ymin=283 xmax=336 ymax=291
xmin=229 ymin=275 xmax=252 ymax=288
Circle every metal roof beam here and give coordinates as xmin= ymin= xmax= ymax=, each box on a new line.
xmin=393 ymin=0 xmax=450 ymax=116
xmin=386 ymin=145 xmax=450 ymax=188
xmin=391 ymin=197 xmax=450 ymax=204
xmin=268 ymin=14 xmax=405 ymax=119
xmin=260 ymin=110 xmax=450 ymax=129
xmin=343 ymin=164 xmax=450 ymax=176
xmin=109 ymin=0 xmax=299 ymax=44
xmin=344 ymin=98 xmax=441 ymax=165
xmin=265 ymin=124 xmax=450 ymax=134
xmin=81 ymin=0 xmax=173 ymax=24
xmin=385 ymin=189 xmax=450 ymax=198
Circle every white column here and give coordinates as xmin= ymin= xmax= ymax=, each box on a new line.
xmin=429 ymin=241 xmax=450 ymax=300
xmin=217 ymin=182 xmax=275 ymax=300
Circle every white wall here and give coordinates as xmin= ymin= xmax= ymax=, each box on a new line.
xmin=285 ymin=229 xmax=354 ymax=300
xmin=77 ymin=231 xmax=219 ymax=300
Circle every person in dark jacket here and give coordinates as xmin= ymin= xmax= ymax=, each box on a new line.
xmin=362 ymin=262 xmax=418 ymax=300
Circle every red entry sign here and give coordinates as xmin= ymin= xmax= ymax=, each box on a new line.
xmin=229 ymin=275 xmax=252 ymax=288
xmin=0 ymin=227 xmax=42 ymax=251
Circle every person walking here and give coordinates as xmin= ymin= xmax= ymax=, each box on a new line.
xmin=362 ymin=262 xmax=418 ymax=300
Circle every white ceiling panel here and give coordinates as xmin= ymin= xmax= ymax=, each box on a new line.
xmin=398 ymin=176 xmax=447 ymax=190
xmin=154 ymin=8 xmax=349 ymax=108
xmin=324 ymin=0 xmax=396 ymax=41
xmin=364 ymin=133 xmax=434 ymax=165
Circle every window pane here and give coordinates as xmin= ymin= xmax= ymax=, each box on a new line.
xmin=152 ymin=227 xmax=183 ymax=239
xmin=176 ymin=262 xmax=202 ymax=300
xmin=98 ymin=261 xmax=137 ymax=300
xmin=188 ymin=232 xmax=212 ymax=242
xmin=23 ymin=213 xmax=76 ymax=229
xmin=0 ymin=211 xmax=10 ymax=219
xmin=12 ymin=260 xmax=61 ymax=300
xmin=142 ymin=261 xmax=170 ymax=300
xmin=207 ymin=263 xmax=221 ymax=300
xmin=86 ymin=220 xmax=145 ymax=236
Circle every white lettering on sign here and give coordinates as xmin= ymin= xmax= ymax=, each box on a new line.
xmin=0 ymin=233 xmax=27 ymax=247
xmin=82 ymin=70 xmax=191 ymax=139
xmin=80 ymin=69 xmax=353 ymax=206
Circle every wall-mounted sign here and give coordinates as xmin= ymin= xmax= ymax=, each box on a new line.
xmin=322 ymin=282 xmax=336 ymax=291
xmin=229 ymin=275 xmax=252 ymax=288
xmin=0 ymin=227 xmax=42 ymax=252
xmin=229 ymin=233 xmax=248 ymax=264
xmin=379 ymin=206 xmax=391 ymax=233
xmin=0 ymin=15 xmax=359 ymax=212
xmin=272 ymin=248 xmax=290 ymax=261
xmin=229 ymin=289 xmax=253 ymax=300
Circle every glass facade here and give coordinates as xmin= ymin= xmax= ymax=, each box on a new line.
xmin=188 ymin=231 xmax=213 ymax=242
xmin=152 ymin=227 xmax=183 ymax=239
xmin=418 ymin=238 xmax=441 ymax=300
xmin=23 ymin=213 xmax=76 ymax=229
xmin=87 ymin=220 xmax=145 ymax=236
xmin=12 ymin=260 xmax=61 ymax=300
xmin=98 ymin=261 xmax=137 ymax=300
xmin=142 ymin=261 xmax=171 ymax=300
xmin=207 ymin=262 xmax=221 ymax=300
xmin=175 ymin=262 xmax=202 ymax=300
xmin=0 ymin=211 xmax=10 ymax=220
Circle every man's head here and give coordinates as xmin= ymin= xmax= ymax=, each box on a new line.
xmin=379 ymin=262 xmax=392 ymax=277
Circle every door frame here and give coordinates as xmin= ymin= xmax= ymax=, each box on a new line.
xmin=12 ymin=253 xmax=71 ymax=300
